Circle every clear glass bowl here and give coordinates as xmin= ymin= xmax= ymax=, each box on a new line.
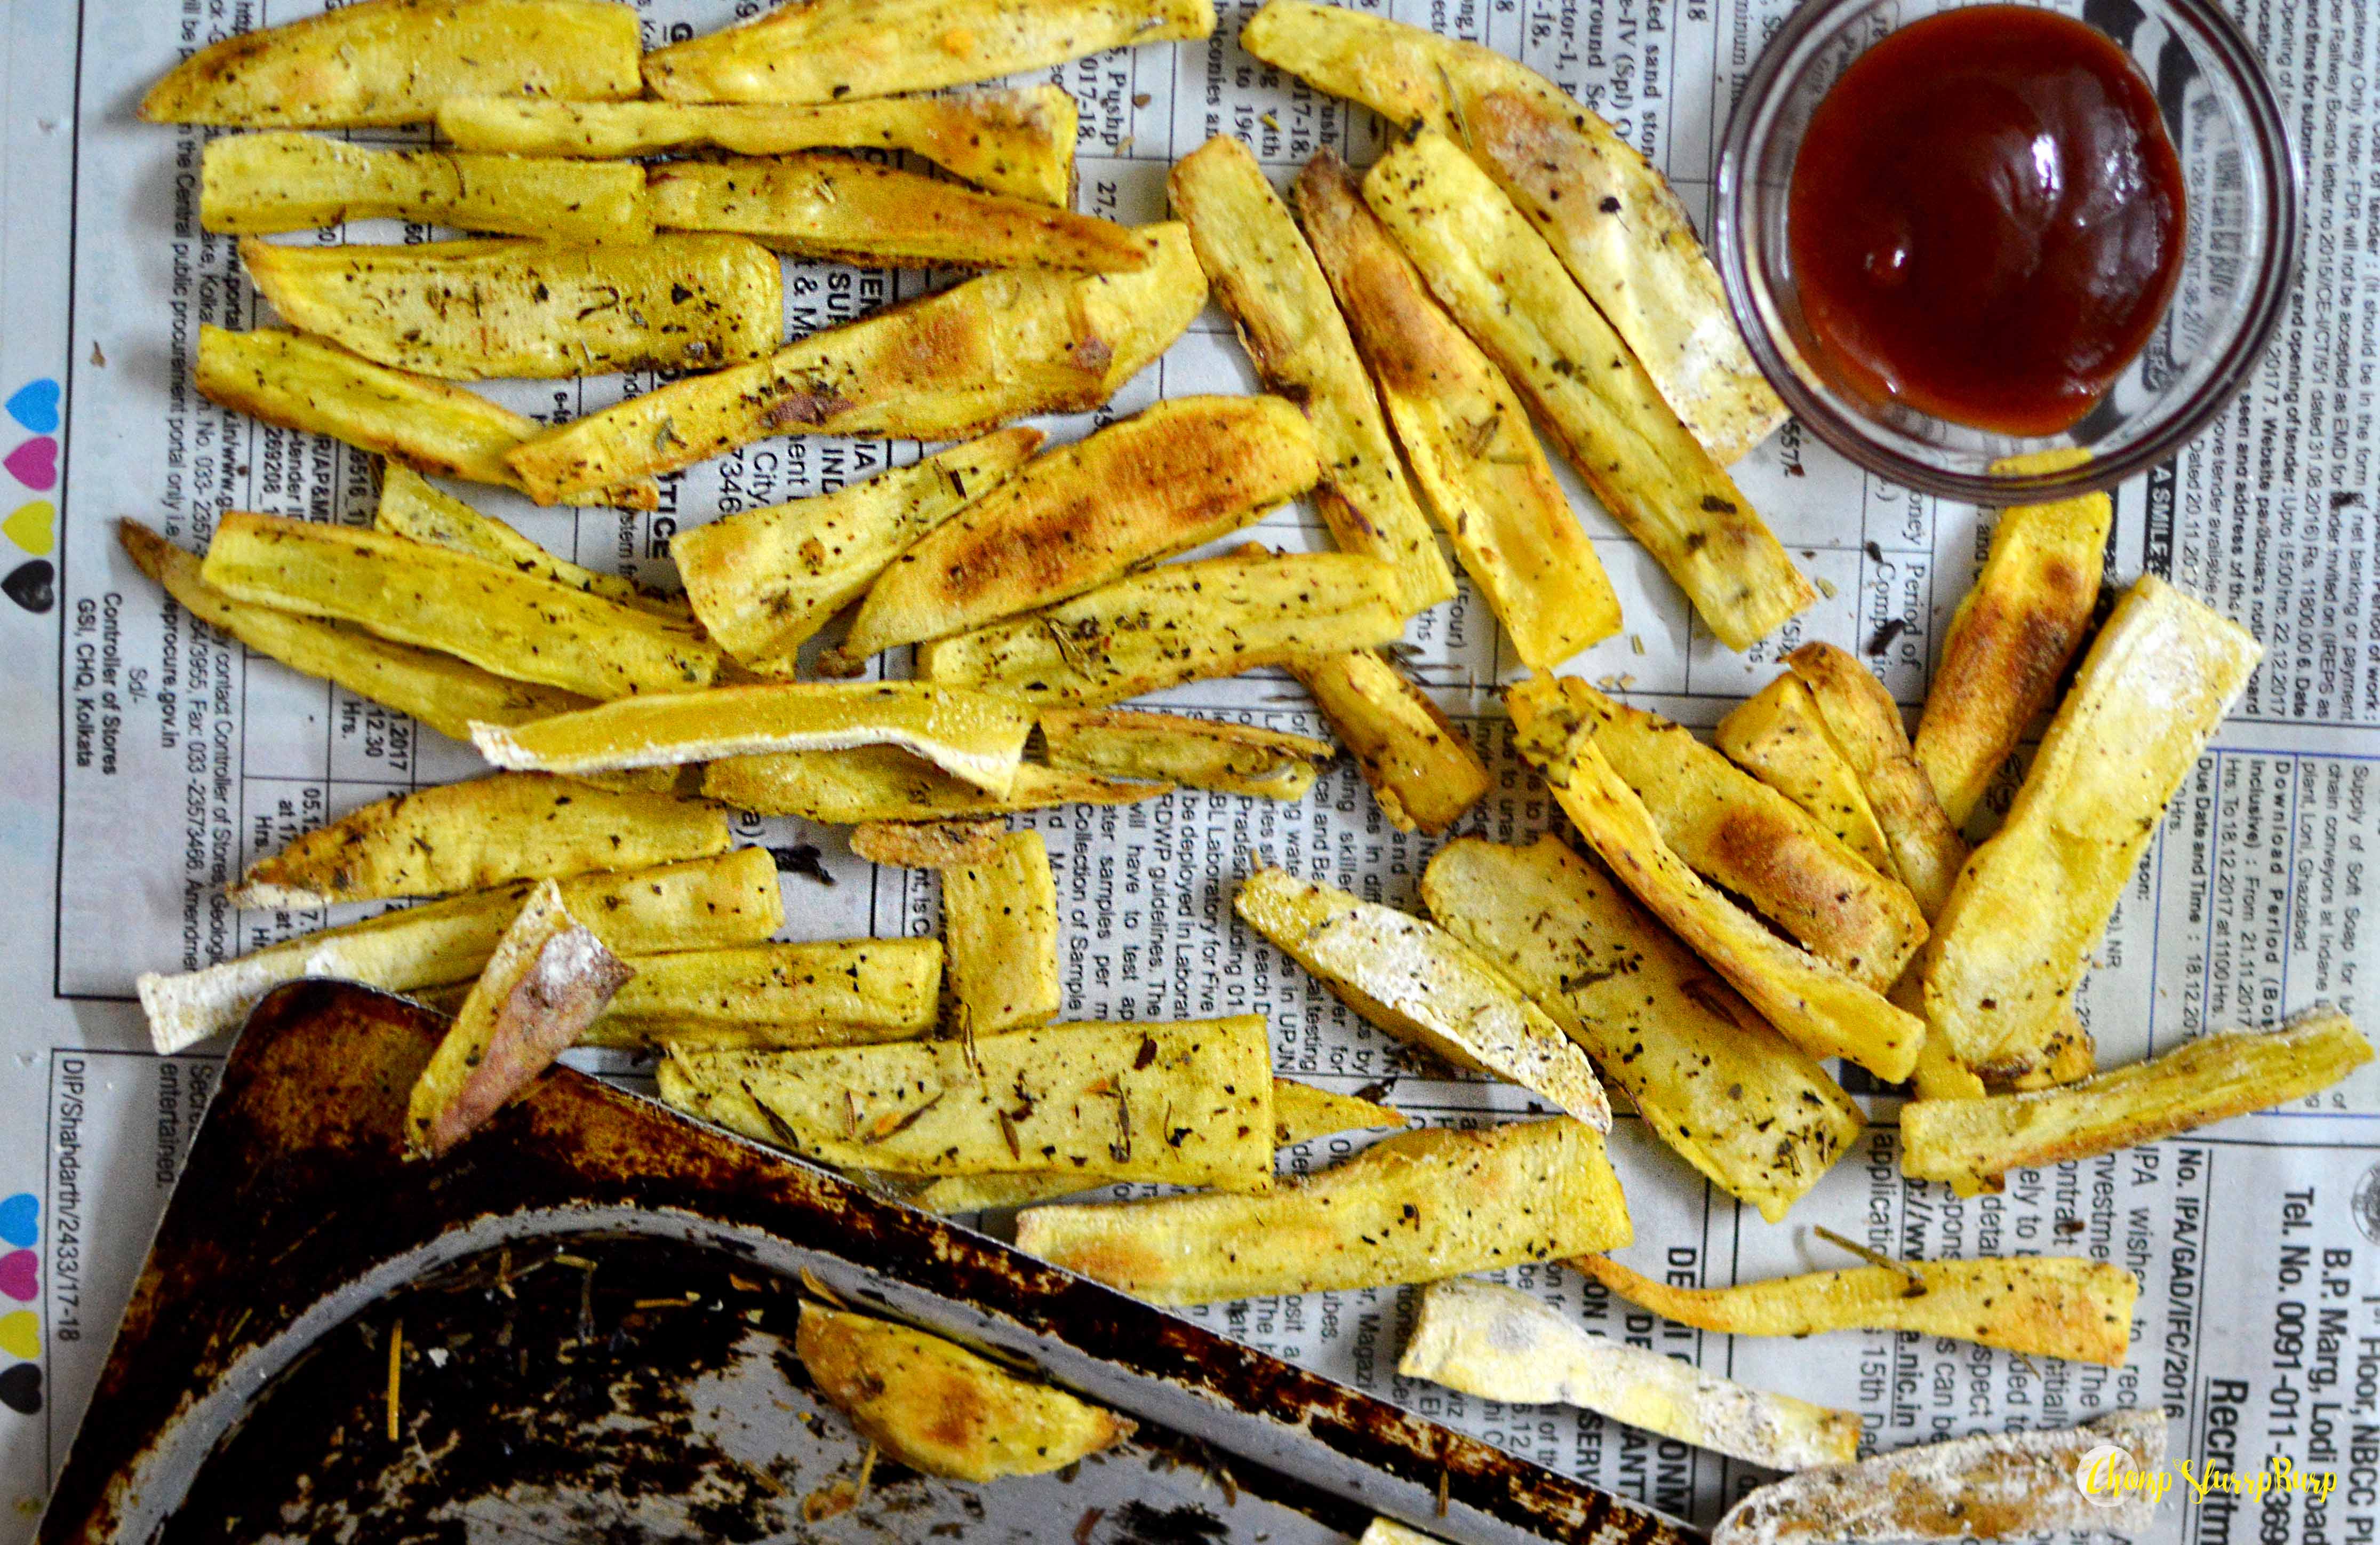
xmin=1714 ymin=0 xmax=2302 ymax=503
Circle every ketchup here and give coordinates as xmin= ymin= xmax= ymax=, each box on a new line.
xmin=1786 ymin=5 xmax=2185 ymax=436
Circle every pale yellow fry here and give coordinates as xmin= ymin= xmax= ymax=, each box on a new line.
xmin=1362 ymin=133 xmax=1811 ymax=651
xmin=941 ymin=830 xmax=1062 ymax=1036
xmin=1715 ymin=674 xmax=1897 ymax=879
xmin=1577 ymin=1253 xmax=2138 ymax=1367
xmin=196 ymin=326 xmax=657 ymax=510
xmin=437 ymin=88 xmax=1080 ymax=205
xmin=649 ymin=155 xmax=1149 ymax=272
xmin=1921 ymin=576 xmax=2261 ymax=1065
xmin=703 ymin=746 xmax=1167 ymax=823
xmin=472 ymin=682 xmax=1032 ymax=795
xmin=1294 ymin=151 xmax=1618 ymax=665
xmin=1037 ymin=708 xmax=1331 ymax=801
xmin=1401 ymin=1278 xmax=1859 ymax=1470
xmin=242 ymin=235 xmax=782 ymax=381
xmin=375 ymin=467 xmax=684 ymax=617
xmin=1169 ymin=135 xmax=1453 ymax=612
xmin=675 ymin=431 xmax=1043 ymax=670
xmin=593 ymin=938 xmax=944 ymax=1039
xmin=1286 ymin=649 xmax=1488 ymax=834
xmin=919 ymin=552 xmax=1406 ymax=711
xmin=505 ymin=225 xmax=1204 ymax=506
xmin=1902 ymin=1009 xmax=2373 ymax=1188
xmin=201 ymin=132 xmax=651 ymax=241
xmin=201 ymin=511 xmax=718 ymax=700
xmin=140 ymin=0 xmax=640 ymax=128
xmin=1785 ymin=643 xmax=1968 ymax=920
xmin=643 ymin=0 xmax=1214 ymax=105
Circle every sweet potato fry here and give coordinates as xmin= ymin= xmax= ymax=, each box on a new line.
xmin=201 ymin=132 xmax=650 ymax=241
xmin=670 ymin=1017 xmax=1274 ymax=1188
xmin=643 ymin=0 xmax=1214 ymax=105
xmin=202 ymin=512 xmax=718 ymax=700
xmin=1577 ymin=1252 xmax=2138 ymax=1366
xmin=1903 ymin=1009 xmax=2373 ymax=1188
xmin=1014 ymin=1116 xmax=1630 ymax=1304
xmin=848 ymin=818 xmax=1010 ymax=870
xmin=649 ymin=155 xmax=1147 ymax=272
xmin=703 ymin=746 xmax=1167 ymax=823
xmin=1715 ymin=673 xmax=1897 ymax=879
xmin=1169 ymin=135 xmax=1453 ymax=612
xmin=1236 ymin=868 xmax=1609 ymax=1127
xmin=1713 ymin=1409 xmax=2167 ymax=1545
xmin=437 ymin=87 xmax=1079 ymax=204
xmin=1510 ymin=683 xmax=1924 ymax=1081
xmin=1295 ymin=152 xmax=1619 ymax=664
xmin=1785 ymin=644 xmax=1967 ymax=919
xmin=376 ymin=467 xmax=673 ymax=617
xmin=138 ymin=847 xmax=784 ymax=1054
xmin=1401 ymin=1278 xmax=1859 ymax=1469
xmin=918 ymin=551 xmax=1407 ymax=710
xmin=1424 ymin=835 xmax=1859 ymax=1223
xmin=140 ymin=0 xmax=640 ymax=128
xmin=1921 ymin=576 xmax=2261 ymax=1065
xmin=675 ymin=431 xmax=1043 ymax=671
xmin=472 ymin=682 xmax=1032 ymax=795
xmin=241 ymin=235 xmax=782 ymax=381
xmin=1361 ymin=133 xmax=1811 ymax=650
xmin=228 ymin=772 xmax=730 ymax=909
xmin=586 ymin=939 xmax=944 ymax=1047
xmin=940 ymin=830 xmax=1063 ymax=1035
xmin=1038 ymin=708 xmax=1332 ymax=801
xmin=1286 ymin=649 xmax=1488 ymax=834
xmin=1512 ymin=674 xmax=1928 ymax=991
xmin=505 ymin=224 xmax=1204 ymax=505
xmin=796 ymin=1304 xmax=1133 ymax=1482
xmin=407 ymin=880 xmax=633 ymax=1156
xmin=196 ymin=326 xmax=657 ymax=509
xmin=1915 ymin=459 xmax=2113 ymax=829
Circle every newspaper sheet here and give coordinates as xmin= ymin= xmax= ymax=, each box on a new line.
xmin=0 ymin=0 xmax=2374 ymax=1536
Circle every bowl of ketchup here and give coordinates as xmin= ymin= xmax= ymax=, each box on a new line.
xmin=1716 ymin=0 xmax=2300 ymax=503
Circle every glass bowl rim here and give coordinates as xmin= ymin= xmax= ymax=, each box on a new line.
xmin=1712 ymin=0 xmax=2304 ymax=505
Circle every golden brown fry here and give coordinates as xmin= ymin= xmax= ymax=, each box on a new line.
xmin=649 ymin=155 xmax=1147 ymax=272
xmin=1169 ymin=136 xmax=1453 ymax=612
xmin=472 ymin=682 xmax=1033 ymax=798
xmin=1517 ymin=675 xmax=1927 ymax=990
xmin=1236 ymin=868 xmax=1610 ymax=1126
xmin=241 ymin=235 xmax=781 ymax=381
xmin=137 ymin=848 xmax=784 ymax=1054
xmin=839 ymin=397 xmax=1321 ymax=665
xmin=920 ymin=551 xmax=1407 ymax=711
xmin=375 ymin=467 xmax=684 ymax=618
xmin=1038 ymin=708 xmax=1332 ymax=801
xmin=1361 ymin=133 xmax=1811 ymax=650
xmin=1509 ymin=680 xmax=1924 ymax=1081
xmin=1921 ymin=576 xmax=2262 ymax=1065
xmin=196 ymin=326 xmax=657 ymax=509
xmin=1401 ymin=1278 xmax=1860 ymax=1470
xmin=140 ymin=0 xmax=640 ymax=128
xmin=1785 ymin=644 xmax=1967 ymax=919
xmin=202 ymin=511 xmax=717 ymax=700
xmin=1015 ymin=1117 xmax=1631 ymax=1304
xmin=1716 ymin=673 xmax=1898 ymax=879
xmin=644 ymin=0 xmax=1214 ymax=105
xmin=941 ymin=830 xmax=1063 ymax=1036
xmin=1294 ymin=152 xmax=1618 ymax=665
xmin=1915 ymin=455 xmax=2112 ymax=829
xmin=1713 ymin=1410 xmax=2167 ymax=1545
xmin=119 ymin=519 xmax=598 ymax=747
xmin=201 ymin=132 xmax=650 ymax=241
xmin=437 ymin=87 xmax=1080 ymax=205
xmin=505 ymin=225 xmax=1204 ymax=506
xmin=675 ymin=432 xmax=1039 ymax=672
xmin=1903 ymin=1010 xmax=2373 ymax=1188
xmin=407 ymin=880 xmax=633 ymax=1156
xmin=1577 ymin=1253 xmax=2138 ymax=1367
xmin=1239 ymin=1 xmax=1783 ymax=465
xmin=228 ymin=772 xmax=730 ymax=909
xmin=849 ymin=818 xmax=1011 ymax=870
xmin=704 ymin=746 xmax=1167 ymax=823
xmin=1288 ymin=649 xmax=1488 ymax=834
xmin=1424 ymin=835 xmax=1859 ymax=1223
xmin=796 ymin=1304 xmax=1134 ymax=1482
xmin=588 ymin=939 xmax=944 ymax=1044
xmin=670 ymin=1017 xmax=1274 ymax=1188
